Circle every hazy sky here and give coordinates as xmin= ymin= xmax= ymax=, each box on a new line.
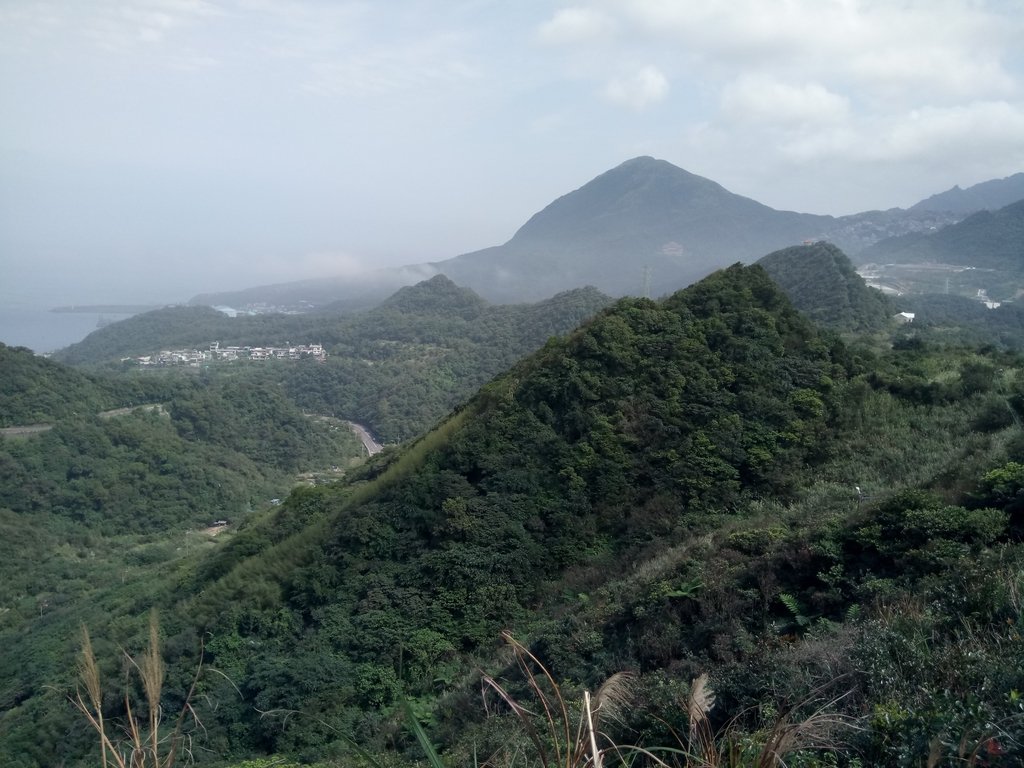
xmin=2 ymin=0 xmax=1023 ymax=307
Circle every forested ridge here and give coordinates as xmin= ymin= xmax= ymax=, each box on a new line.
xmin=53 ymin=276 xmax=613 ymax=442
xmin=3 ymin=265 xmax=1024 ymax=766
xmin=757 ymin=242 xmax=894 ymax=332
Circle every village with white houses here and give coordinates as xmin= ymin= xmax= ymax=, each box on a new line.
xmin=125 ymin=341 xmax=327 ymax=367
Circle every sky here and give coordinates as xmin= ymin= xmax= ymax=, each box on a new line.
xmin=2 ymin=0 xmax=1024 ymax=307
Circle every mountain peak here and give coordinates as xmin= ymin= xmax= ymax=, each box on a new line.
xmin=614 ymin=155 xmax=678 ymax=171
xmin=757 ymin=242 xmax=893 ymax=332
xmin=432 ymin=156 xmax=835 ymax=302
xmin=509 ymin=157 xmax=761 ymax=246
xmin=375 ymin=274 xmax=488 ymax=318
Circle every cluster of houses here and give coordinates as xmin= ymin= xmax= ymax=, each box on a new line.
xmin=126 ymin=341 xmax=327 ymax=367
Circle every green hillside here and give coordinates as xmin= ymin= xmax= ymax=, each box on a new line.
xmin=52 ymin=304 xmax=323 ymax=365
xmin=757 ymin=242 xmax=894 ymax=332
xmin=0 ymin=342 xmax=123 ymax=425
xmin=856 ymin=199 xmax=1024 ymax=302
xmin=0 ymin=344 xmax=366 ymax=767
xmin=892 ymin=293 xmax=1024 ymax=350
xmin=179 ymin=265 xmax=1024 ymax=765
xmin=55 ymin=277 xmax=613 ymax=442
xmin=3 ymin=267 xmax=1024 ymax=767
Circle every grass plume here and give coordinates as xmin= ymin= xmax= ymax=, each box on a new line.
xmin=71 ymin=611 xmax=202 ymax=768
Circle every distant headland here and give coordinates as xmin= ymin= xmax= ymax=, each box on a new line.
xmin=50 ymin=304 xmax=163 ymax=314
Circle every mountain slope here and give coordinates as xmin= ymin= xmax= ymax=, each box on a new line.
xmin=171 ymin=262 xmax=1024 ymax=765
xmin=910 ymin=171 xmax=1024 ymax=213
xmin=182 ymin=266 xmax=1024 ymax=768
xmin=185 ymin=264 xmax=848 ymax=749
xmin=757 ymin=242 xmax=894 ymax=331
xmin=370 ymin=274 xmax=488 ymax=318
xmin=856 ymin=199 xmax=1024 ymax=303
xmin=432 ymin=157 xmax=834 ymax=301
xmin=189 ymin=158 xmax=996 ymax=309
xmin=0 ymin=342 xmax=118 ymax=425
xmin=6 ymin=267 xmax=1024 ymax=765
xmin=860 ymin=199 xmax=1024 ymax=271
xmin=56 ymin=278 xmax=613 ymax=442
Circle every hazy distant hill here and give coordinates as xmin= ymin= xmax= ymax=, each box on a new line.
xmin=431 ymin=157 xmax=837 ymax=301
xmin=372 ymin=273 xmax=489 ymax=318
xmin=188 ymin=263 xmax=440 ymax=314
xmin=861 ymin=199 xmax=1024 ymax=270
xmin=909 ymin=172 xmax=1024 ymax=214
xmin=855 ymin=199 xmax=1024 ymax=302
xmin=757 ymin=242 xmax=894 ymax=332
xmin=190 ymin=157 xmax=1007 ymax=308
xmin=52 ymin=304 xmax=310 ymax=365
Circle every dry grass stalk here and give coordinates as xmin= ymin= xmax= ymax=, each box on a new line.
xmin=75 ymin=625 xmax=111 ymax=768
xmin=685 ymin=673 xmax=717 ymax=767
xmin=754 ymin=699 xmax=857 ymax=767
xmin=679 ymin=674 xmax=861 ymax=768
xmin=481 ymin=631 xmax=643 ymax=768
xmin=70 ymin=612 xmax=202 ymax=768
xmin=592 ymin=671 xmax=636 ymax=727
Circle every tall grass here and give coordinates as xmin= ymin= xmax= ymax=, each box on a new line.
xmin=481 ymin=631 xmax=652 ymax=768
xmin=479 ymin=634 xmax=861 ymax=768
xmin=72 ymin=612 xmax=202 ymax=768
xmin=72 ymin=622 xmax=866 ymax=767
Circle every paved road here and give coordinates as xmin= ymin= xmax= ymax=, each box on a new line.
xmin=348 ymin=422 xmax=384 ymax=455
xmin=0 ymin=424 xmax=52 ymax=437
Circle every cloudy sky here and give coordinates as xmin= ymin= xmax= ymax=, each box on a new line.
xmin=2 ymin=0 xmax=1023 ymax=306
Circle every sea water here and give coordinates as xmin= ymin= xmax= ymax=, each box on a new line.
xmin=0 ymin=307 xmax=131 ymax=355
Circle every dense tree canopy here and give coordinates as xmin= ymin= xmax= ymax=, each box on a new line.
xmin=3 ymin=266 xmax=1024 ymax=767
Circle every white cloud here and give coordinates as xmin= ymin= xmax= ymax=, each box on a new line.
xmin=761 ymin=100 xmax=1024 ymax=166
xmin=721 ymin=75 xmax=849 ymax=125
xmin=604 ymin=65 xmax=668 ymax=109
xmin=537 ymin=7 xmax=617 ymax=45
xmin=866 ymin=101 xmax=1024 ymax=163
xmin=607 ymin=0 xmax=1019 ymax=102
xmin=85 ymin=0 xmax=225 ymax=50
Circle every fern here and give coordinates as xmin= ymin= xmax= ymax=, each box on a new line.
xmin=779 ymin=592 xmax=812 ymax=627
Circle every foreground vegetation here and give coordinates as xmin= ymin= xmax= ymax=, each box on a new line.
xmin=3 ymin=263 xmax=1024 ymax=766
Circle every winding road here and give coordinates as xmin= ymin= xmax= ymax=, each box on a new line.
xmin=348 ymin=422 xmax=384 ymax=456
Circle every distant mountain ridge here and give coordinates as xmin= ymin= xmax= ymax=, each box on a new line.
xmin=191 ymin=158 xmax=1022 ymax=308
xmin=54 ymin=276 xmax=614 ymax=441
xmin=431 ymin=156 xmax=835 ymax=301
xmin=860 ymin=198 xmax=1024 ymax=271
xmin=909 ymin=172 xmax=1024 ymax=214
xmin=855 ymin=199 xmax=1024 ymax=302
